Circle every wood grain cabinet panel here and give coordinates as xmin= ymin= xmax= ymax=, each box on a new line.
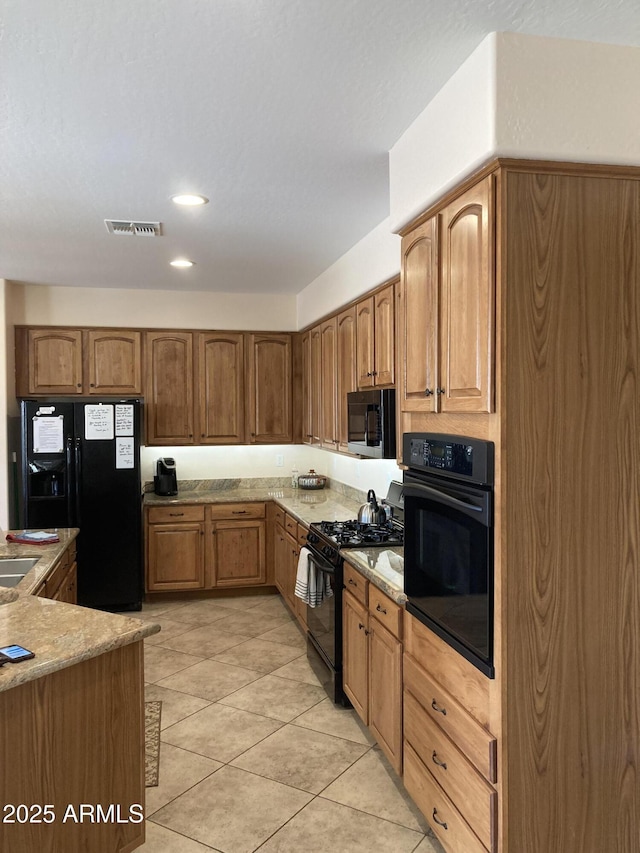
xmin=18 ymin=328 xmax=84 ymax=395
xmin=146 ymin=521 xmax=204 ymax=591
xmin=197 ymin=332 xmax=245 ymax=444
xmin=320 ymin=317 xmax=338 ymax=449
xmin=369 ymin=615 xmax=403 ymax=775
xmin=209 ymin=519 xmax=266 ymax=587
xmin=356 ymin=297 xmax=375 ymax=388
xmin=86 ymin=329 xmax=142 ymax=395
xmin=343 ymin=589 xmax=369 ymax=721
xmin=336 ymin=306 xmax=357 ymax=452
xmin=246 ymin=333 xmax=293 ymax=443
xmin=373 ymin=284 xmax=395 ymax=386
xmin=310 ymin=325 xmax=322 ymax=444
xmin=300 ymin=330 xmax=313 ymax=444
xmin=144 ymin=331 xmax=195 ymax=445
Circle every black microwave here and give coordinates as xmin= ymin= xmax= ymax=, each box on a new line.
xmin=347 ymin=389 xmax=396 ymax=459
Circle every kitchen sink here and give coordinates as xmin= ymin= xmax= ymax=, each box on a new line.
xmin=0 ymin=558 xmax=39 ymax=587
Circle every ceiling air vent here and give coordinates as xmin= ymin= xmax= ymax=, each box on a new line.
xmin=104 ymin=220 xmax=162 ymax=237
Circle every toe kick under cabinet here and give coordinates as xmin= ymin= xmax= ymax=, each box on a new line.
xmin=146 ymin=502 xmax=267 ymax=592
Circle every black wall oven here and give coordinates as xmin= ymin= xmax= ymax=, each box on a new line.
xmin=403 ymin=433 xmax=495 ymax=678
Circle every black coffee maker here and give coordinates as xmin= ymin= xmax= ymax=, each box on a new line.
xmin=154 ymin=458 xmax=178 ymax=496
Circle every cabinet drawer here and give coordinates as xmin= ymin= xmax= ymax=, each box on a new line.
xmin=369 ymin=586 xmax=402 ymax=639
xmin=404 ymin=690 xmax=496 ymax=850
xmin=404 ymin=654 xmax=497 ymax=783
xmin=274 ymin=505 xmax=286 ymax=529
xmin=208 ymin=502 xmax=266 ymax=521
xmin=284 ymin=513 xmax=298 ymax=536
xmin=343 ymin=562 xmax=368 ymax=605
xmin=404 ymin=743 xmax=489 ymax=853
xmin=297 ymin=523 xmax=309 ymax=546
xmin=148 ymin=505 xmax=205 ymax=524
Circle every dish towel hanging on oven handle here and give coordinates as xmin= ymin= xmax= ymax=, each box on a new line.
xmin=294 ymin=547 xmax=333 ymax=607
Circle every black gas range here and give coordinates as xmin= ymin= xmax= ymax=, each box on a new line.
xmin=304 ymin=514 xmax=404 ymax=705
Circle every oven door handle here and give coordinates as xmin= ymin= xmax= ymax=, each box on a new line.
xmin=307 ymin=550 xmax=336 ymax=574
xmin=403 ymin=481 xmax=484 ymax=513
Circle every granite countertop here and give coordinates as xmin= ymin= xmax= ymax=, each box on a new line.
xmin=0 ymin=528 xmax=80 ymax=595
xmin=0 ymin=528 xmax=160 ymax=692
xmin=145 ymin=483 xmax=406 ymax=604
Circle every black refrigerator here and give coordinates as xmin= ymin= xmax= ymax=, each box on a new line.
xmin=18 ymin=398 xmax=143 ymax=611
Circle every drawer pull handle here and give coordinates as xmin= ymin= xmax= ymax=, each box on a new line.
xmin=376 ymin=603 xmax=387 ymax=615
xmin=232 ymin=510 xmax=248 ymax=514
xmin=432 ymin=809 xmax=448 ymax=830
xmin=431 ymin=699 xmax=447 ymax=716
xmin=348 ymin=578 xmax=357 ymax=586
xmin=169 ymin=512 xmax=184 ymax=517
xmin=432 ymin=751 xmax=447 ymax=770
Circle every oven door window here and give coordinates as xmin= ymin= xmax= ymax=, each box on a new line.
xmin=404 ymin=479 xmax=492 ymax=667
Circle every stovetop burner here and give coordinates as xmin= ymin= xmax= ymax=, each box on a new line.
xmin=312 ymin=519 xmax=404 ymax=548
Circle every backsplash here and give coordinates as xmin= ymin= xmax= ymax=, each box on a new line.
xmin=142 ymin=476 xmax=370 ymax=504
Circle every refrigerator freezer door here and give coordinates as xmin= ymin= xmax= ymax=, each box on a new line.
xmin=73 ymin=401 xmax=143 ymax=610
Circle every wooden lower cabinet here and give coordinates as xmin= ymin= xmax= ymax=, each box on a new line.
xmin=273 ymin=513 xmax=307 ymax=631
xmin=403 ymin=613 xmax=497 ymax=853
xmin=35 ymin=541 xmax=78 ymax=603
xmin=145 ymin=502 xmax=268 ymax=592
xmin=342 ymin=563 xmax=403 ymax=774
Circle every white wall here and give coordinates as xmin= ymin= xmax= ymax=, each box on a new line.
xmin=296 ymin=217 xmax=400 ymax=330
xmin=141 ymin=444 xmax=402 ymax=499
xmin=10 ymin=283 xmax=297 ymax=331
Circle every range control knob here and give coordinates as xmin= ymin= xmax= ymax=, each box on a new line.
xmin=322 ymin=545 xmax=332 ymax=558
xmin=307 ymin=533 xmax=319 ymax=545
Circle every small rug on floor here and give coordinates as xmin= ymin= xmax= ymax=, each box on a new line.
xmin=145 ymin=701 xmax=162 ymax=787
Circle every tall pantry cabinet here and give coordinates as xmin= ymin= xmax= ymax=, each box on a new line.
xmin=396 ymin=160 xmax=640 ymax=853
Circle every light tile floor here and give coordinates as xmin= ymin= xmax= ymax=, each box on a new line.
xmin=137 ymin=593 xmax=445 ymax=853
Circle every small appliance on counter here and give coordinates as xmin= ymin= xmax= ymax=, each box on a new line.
xmin=154 ymin=457 xmax=178 ymax=496
xmin=298 ymin=469 xmax=327 ymax=490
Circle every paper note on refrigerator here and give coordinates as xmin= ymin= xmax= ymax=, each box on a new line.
xmin=85 ymin=404 xmax=114 ymax=440
xmin=115 ymin=404 xmax=134 ymax=436
xmin=33 ymin=415 xmax=64 ymax=453
xmin=115 ymin=437 xmax=135 ymax=469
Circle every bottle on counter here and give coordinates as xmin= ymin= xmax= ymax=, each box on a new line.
xmin=291 ymin=467 xmax=299 ymax=488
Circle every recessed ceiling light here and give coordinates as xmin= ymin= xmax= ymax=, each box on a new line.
xmin=170 ymin=258 xmax=195 ymax=268
xmin=171 ymin=194 xmax=209 ymax=206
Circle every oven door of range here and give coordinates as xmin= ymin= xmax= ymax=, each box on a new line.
xmin=304 ymin=548 xmax=341 ymax=668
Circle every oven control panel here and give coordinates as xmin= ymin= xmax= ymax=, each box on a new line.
xmin=403 ymin=433 xmax=494 ymax=485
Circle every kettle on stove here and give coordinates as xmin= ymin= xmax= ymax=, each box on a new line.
xmin=154 ymin=457 xmax=178 ymax=496
xmin=357 ymin=489 xmax=390 ymax=525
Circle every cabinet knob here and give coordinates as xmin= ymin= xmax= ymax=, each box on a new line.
xmin=425 ymin=388 xmax=434 ymax=396
xmin=436 ymin=388 xmax=445 ymax=395
xmin=376 ymin=603 xmax=387 ymax=615
xmin=90 ymin=383 xmax=95 ymax=387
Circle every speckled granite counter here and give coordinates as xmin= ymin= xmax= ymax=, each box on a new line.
xmin=0 ymin=528 xmax=160 ymax=692
xmin=145 ymin=484 xmax=406 ymax=604
xmin=0 ymin=528 xmax=79 ymax=594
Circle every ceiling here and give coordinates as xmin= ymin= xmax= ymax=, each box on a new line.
xmin=2 ymin=1 xmax=640 ymax=296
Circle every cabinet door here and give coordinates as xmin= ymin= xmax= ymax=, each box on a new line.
xmin=336 ymin=307 xmax=357 ymax=452
xmin=300 ymin=331 xmax=313 ymax=444
xmin=87 ymin=330 xmax=142 ymax=395
xmin=246 ymin=334 xmax=292 ymax=443
xmin=343 ymin=590 xmax=369 ymax=723
xmin=310 ymin=326 xmax=322 ymax=445
xmin=369 ymin=616 xmax=403 ymax=775
xmin=440 ymin=175 xmax=494 ymax=413
xmin=320 ymin=317 xmax=338 ymax=450
xmin=274 ymin=526 xmax=290 ymax=602
xmin=356 ymin=297 xmax=375 ymax=389
xmin=197 ymin=332 xmax=245 ymax=444
xmin=211 ymin=520 xmax=266 ymax=587
xmin=373 ymin=284 xmax=395 ymax=386
xmin=25 ymin=329 xmax=83 ymax=395
xmin=147 ymin=522 xmax=204 ymax=590
xmin=399 ymin=218 xmax=439 ymax=412
xmin=145 ymin=332 xmax=195 ymax=444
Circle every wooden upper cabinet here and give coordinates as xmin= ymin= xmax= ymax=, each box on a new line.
xmin=86 ymin=330 xmax=142 ymax=395
xmin=440 ymin=175 xmax=494 ymax=413
xmin=300 ymin=331 xmax=312 ymax=444
xmin=373 ymin=284 xmax=395 ymax=386
xmin=310 ymin=325 xmax=322 ymax=444
xmin=246 ymin=333 xmax=292 ymax=443
xmin=197 ymin=332 xmax=245 ymax=444
xmin=320 ymin=317 xmax=338 ymax=449
xmin=17 ymin=328 xmax=83 ymax=395
xmin=144 ymin=331 xmax=195 ymax=444
xmin=356 ymin=285 xmax=396 ymax=389
xmin=356 ymin=297 xmax=375 ymax=388
xmin=399 ymin=217 xmax=439 ymax=413
xmin=336 ymin=306 xmax=357 ymax=452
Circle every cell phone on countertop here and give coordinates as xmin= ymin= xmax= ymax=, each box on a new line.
xmin=0 ymin=644 xmax=35 ymax=664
